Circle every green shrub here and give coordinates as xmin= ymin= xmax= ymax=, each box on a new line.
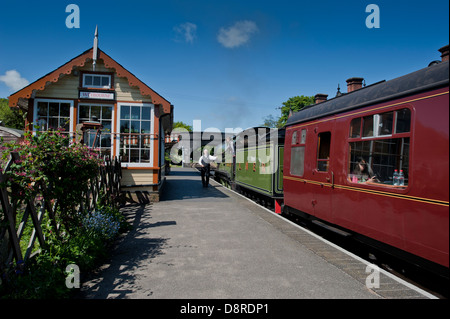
xmin=1 ymin=204 xmax=129 ymax=299
xmin=0 ymin=128 xmax=129 ymax=298
xmin=1 ymin=128 xmax=103 ymax=230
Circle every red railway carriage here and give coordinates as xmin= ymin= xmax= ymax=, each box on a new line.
xmin=283 ymin=61 xmax=449 ymax=274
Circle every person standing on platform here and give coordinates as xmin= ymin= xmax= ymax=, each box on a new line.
xmin=198 ymin=149 xmax=217 ymax=187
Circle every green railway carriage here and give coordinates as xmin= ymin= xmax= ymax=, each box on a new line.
xmin=214 ymin=136 xmax=236 ymax=187
xmin=214 ymin=127 xmax=285 ymax=212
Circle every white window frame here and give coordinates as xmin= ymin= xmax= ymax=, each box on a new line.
xmin=77 ymin=103 xmax=115 ymax=157
xmin=82 ymin=74 xmax=112 ymax=89
xmin=116 ymin=102 xmax=155 ymax=168
xmin=33 ymin=99 xmax=75 ymax=135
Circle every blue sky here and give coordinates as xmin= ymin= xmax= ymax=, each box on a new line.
xmin=0 ymin=0 xmax=448 ymax=131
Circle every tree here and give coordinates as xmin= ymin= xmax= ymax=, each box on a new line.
xmin=173 ymin=121 xmax=192 ymax=132
xmin=0 ymin=98 xmax=25 ymax=130
xmin=261 ymin=114 xmax=279 ymax=128
xmin=277 ymin=95 xmax=315 ymax=128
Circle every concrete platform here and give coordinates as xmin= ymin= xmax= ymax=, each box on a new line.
xmin=80 ymin=167 xmax=434 ymax=299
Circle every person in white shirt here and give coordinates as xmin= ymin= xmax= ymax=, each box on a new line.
xmin=225 ymin=136 xmax=235 ymax=156
xmin=198 ymin=149 xmax=217 ymax=187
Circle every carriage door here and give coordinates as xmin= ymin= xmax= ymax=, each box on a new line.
xmin=312 ymin=124 xmax=334 ymax=222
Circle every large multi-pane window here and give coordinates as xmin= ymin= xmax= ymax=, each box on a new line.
xmin=78 ymin=104 xmax=113 ymax=157
xmin=349 ymin=138 xmax=410 ymax=183
xmin=348 ymin=108 xmax=411 ymax=187
xmin=119 ymin=104 xmax=153 ymax=164
xmin=35 ymin=100 xmax=72 ymax=132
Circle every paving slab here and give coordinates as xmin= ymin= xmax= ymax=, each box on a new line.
xmin=81 ymin=167 xmax=426 ymax=299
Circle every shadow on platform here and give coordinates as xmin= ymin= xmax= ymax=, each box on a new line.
xmin=80 ymin=203 xmax=173 ymax=299
xmin=161 ymin=168 xmax=228 ymax=201
xmin=121 ymin=190 xmax=152 ymax=205
xmin=161 ymin=178 xmax=228 ymax=201
xmin=166 ymin=168 xmax=199 ymax=177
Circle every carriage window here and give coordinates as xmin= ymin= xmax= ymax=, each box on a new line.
xmin=363 ymin=111 xmax=395 ymax=138
xmin=291 ymin=131 xmax=298 ymax=145
xmin=290 ymin=129 xmax=307 ymax=176
xmin=348 ymin=108 xmax=411 ymax=188
xmin=300 ymin=129 xmax=307 ymax=144
xmin=349 ymin=138 xmax=409 ymax=186
xmin=362 ymin=115 xmax=374 ymax=137
xmin=377 ymin=112 xmax=394 ymax=136
xmin=290 ymin=146 xmax=305 ymax=176
xmin=395 ymin=108 xmax=411 ymax=133
xmin=349 ymin=118 xmax=361 ymax=138
xmin=317 ymin=132 xmax=331 ymax=172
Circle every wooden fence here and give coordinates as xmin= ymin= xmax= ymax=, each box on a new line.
xmin=0 ymin=152 xmax=122 ymax=273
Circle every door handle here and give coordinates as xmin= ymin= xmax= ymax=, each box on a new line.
xmin=326 ymin=173 xmax=334 ymax=186
xmin=331 ymin=171 xmax=335 ymax=188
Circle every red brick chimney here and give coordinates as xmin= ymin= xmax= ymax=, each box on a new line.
xmin=439 ymin=44 xmax=449 ymax=62
xmin=346 ymin=77 xmax=364 ymax=93
xmin=315 ymin=93 xmax=328 ymax=104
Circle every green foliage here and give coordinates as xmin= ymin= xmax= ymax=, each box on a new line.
xmin=173 ymin=121 xmax=192 ymax=132
xmin=0 ymin=128 xmax=130 ymax=298
xmin=0 ymin=98 xmax=25 ymax=130
xmin=1 ymin=128 xmax=103 ymax=229
xmin=260 ymin=95 xmax=315 ymax=129
xmin=261 ymin=114 xmax=279 ymax=128
xmin=0 ymin=197 xmax=130 ymax=298
xmin=0 ymin=203 xmax=129 ymax=299
xmin=277 ymin=95 xmax=315 ymax=128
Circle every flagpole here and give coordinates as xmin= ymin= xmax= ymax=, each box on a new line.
xmin=93 ymin=25 xmax=98 ymax=71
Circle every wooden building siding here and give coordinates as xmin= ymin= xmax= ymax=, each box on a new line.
xmin=121 ymin=169 xmax=158 ymax=186
xmin=34 ymin=59 xmax=152 ymax=103
xmin=79 ymin=60 xmax=110 ymax=73
xmin=9 ymin=48 xmax=172 ymax=202
xmin=115 ymin=76 xmax=153 ymax=102
xmin=34 ymin=74 xmax=79 ymax=99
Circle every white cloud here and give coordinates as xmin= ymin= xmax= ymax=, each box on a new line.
xmin=173 ymin=22 xmax=198 ymax=44
xmin=217 ymin=20 xmax=259 ymax=49
xmin=0 ymin=70 xmax=29 ymax=92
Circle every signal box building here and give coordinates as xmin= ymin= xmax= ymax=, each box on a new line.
xmin=8 ymin=47 xmax=173 ymax=201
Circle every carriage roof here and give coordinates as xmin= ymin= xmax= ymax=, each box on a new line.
xmin=286 ymin=61 xmax=449 ymax=127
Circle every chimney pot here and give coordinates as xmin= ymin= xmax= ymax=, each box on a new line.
xmin=346 ymin=77 xmax=364 ymax=93
xmin=314 ymin=93 xmax=328 ymax=104
xmin=438 ymin=44 xmax=449 ymax=62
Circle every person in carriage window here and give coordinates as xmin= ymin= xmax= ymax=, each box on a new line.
xmin=198 ymin=149 xmax=217 ymax=187
xmin=352 ymin=157 xmax=379 ymax=183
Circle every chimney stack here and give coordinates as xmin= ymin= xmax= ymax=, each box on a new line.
xmin=315 ymin=93 xmax=328 ymax=104
xmin=438 ymin=44 xmax=449 ymax=62
xmin=346 ymin=77 xmax=364 ymax=93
